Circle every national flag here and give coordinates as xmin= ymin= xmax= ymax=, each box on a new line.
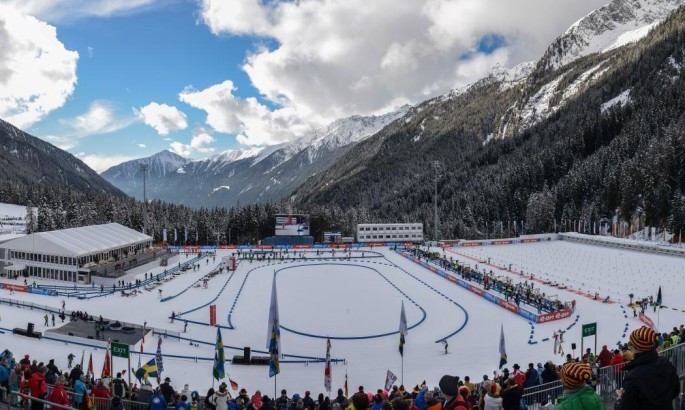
xmin=499 ymin=324 xmax=507 ymax=369
xmin=87 ymin=353 xmax=94 ymax=377
xmin=229 ymin=379 xmax=239 ymax=391
xmin=344 ymin=371 xmax=348 ymax=397
xmin=656 ymin=286 xmax=662 ymax=306
xmin=213 ymin=328 xmax=226 ymax=381
xmin=266 ymin=274 xmax=281 ymax=377
xmin=135 ymin=358 xmax=158 ymax=382
xmin=324 ymin=337 xmax=332 ymax=393
xmin=384 ymin=370 xmax=398 ymax=391
xmin=80 ymin=350 xmax=84 ymax=369
xmin=399 ymin=301 xmax=407 ymax=357
xmin=155 ymin=337 xmax=164 ymax=383
xmin=102 ymin=349 xmax=111 ymax=379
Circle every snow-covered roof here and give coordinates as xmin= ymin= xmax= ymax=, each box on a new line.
xmin=0 ymin=223 xmax=151 ymax=257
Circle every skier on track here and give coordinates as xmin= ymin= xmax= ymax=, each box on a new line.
xmin=442 ymin=340 xmax=448 ymax=354
xmin=44 ymin=314 xmax=49 ymax=326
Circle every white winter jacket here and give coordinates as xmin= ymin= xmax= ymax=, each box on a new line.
xmin=483 ymin=394 xmax=503 ymax=410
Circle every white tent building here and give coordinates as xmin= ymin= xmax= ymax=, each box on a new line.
xmin=0 ymin=223 xmax=152 ymax=283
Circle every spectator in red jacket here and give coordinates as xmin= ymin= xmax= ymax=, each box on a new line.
xmin=93 ymin=379 xmax=112 ymax=399
xmin=610 ymin=350 xmax=625 ymax=367
xmin=29 ymin=366 xmax=48 ymax=410
xmin=47 ymin=377 xmax=71 ymax=407
xmin=596 ymin=345 xmax=613 ymax=367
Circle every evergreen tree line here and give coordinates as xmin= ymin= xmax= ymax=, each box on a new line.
xmin=0 ymin=179 xmax=370 ymax=244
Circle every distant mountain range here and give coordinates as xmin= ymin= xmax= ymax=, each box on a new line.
xmin=0 ymin=118 xmax=123 ymax=196
xmin=101 ymin=106 xmax=410 ymax=207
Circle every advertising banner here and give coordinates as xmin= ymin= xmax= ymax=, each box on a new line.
xmin=537 ymin=309 xmax=572 ymax=324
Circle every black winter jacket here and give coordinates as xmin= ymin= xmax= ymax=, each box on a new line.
xmin=615 ymin=349 xmax=680 ymax=410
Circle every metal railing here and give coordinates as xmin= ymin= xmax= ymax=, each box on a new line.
xmin=521 ymin=343 xmax=685 ymax=408
xmin=0 ymin=386 xmax=78 ymax=410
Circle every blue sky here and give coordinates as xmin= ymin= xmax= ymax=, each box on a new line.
xmin=26 ymin=0 xmax=261 ymax=167
xmin=0 ymin=0 xmax=608 ymax=172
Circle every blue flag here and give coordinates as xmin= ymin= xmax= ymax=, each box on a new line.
xmin=135 ymin=358 xmax=158 ymax=382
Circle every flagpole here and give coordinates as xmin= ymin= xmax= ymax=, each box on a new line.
xmin=401 ymin=355 xmax=404 ymax=386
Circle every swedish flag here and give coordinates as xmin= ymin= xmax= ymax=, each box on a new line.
xmin=213 ymin=328 xmax=225 ymax=381
xmin=135 ymin=358 xmax=158 ymax=381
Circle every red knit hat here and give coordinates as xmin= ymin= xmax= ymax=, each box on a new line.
xmin=560 ymin=362 xmax=592 ymax=390
xmin=629 ymin=326 xmax=658 ymax=352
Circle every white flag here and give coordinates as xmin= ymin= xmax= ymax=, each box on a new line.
xmin=324 ymin=338 xmax=332 ymax=393
xmin=384 ymin=370 xmax=398 ymax=391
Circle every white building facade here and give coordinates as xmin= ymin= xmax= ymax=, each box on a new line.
xmin=356 ymin=223 xmax=423 ymax=242
xmin=0 ymin=223 xmax=152 ymax=283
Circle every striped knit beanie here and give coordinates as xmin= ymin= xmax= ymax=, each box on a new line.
xmin=629 ymin=326 xmax=658 ymax=352
xmin=560 ymin=362 xmax=592 ymax=390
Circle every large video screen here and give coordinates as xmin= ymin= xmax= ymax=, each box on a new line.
xmin=275 ymin=214 xmax=310 ymax=236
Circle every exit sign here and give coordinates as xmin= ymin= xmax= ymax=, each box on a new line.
xmin=111 ymin=342 xmax=130 ymax=359
xmin=582 ymin=323 xmax=597 ymax=337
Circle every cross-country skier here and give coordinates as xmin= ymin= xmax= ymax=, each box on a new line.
xmin=442 ymin=340 xmax=448 ymax=354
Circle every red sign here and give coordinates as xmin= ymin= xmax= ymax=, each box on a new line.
xmin=209 ymin=305 xmax=217 ymax=326
xmin=256 ymin=245 xmax=274 ymax=250
xmin=2 ymin=283 xmax=28 ymax=292
xmin=537 ymin=309 xmax=572 ymax=324
xmin=403 ymin=242 xmax=415 ymax=247
xmin=366 ymin=242 xmax=386 ymax=247
xmin=446 ymin=275 xmax=456 ymax=283
xmin=493 ymin=240 xmax=511 ymax=245
xmin=468 ymin=285 xmax=484 ymax=296
xmin=461 ymin=242 xmax=480 ymax=247
xmin=218 ymin=245 xmax=237 ymax=249
xmin=428 ymin=266 xmax=437 ymax=273
xmin=229 ymin=257 xmax=236 ymax=270
xmin=498 ymin=299 xmax=519 ymax=313
xmin=293 ymin=244 xmax=312 ymax=249
xmin=522 ymin=238 xmax=540 ymax=243
xmin=638 ymin=312 xmax=656 ymax=330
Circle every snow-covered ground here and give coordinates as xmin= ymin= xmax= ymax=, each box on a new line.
xmin=0 ymin=244 xmax=683 ymax=396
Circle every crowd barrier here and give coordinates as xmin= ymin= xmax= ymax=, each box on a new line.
xmin=166 ymin=242 xmax=414 ymax=251
xmin=522 ymin=342 xmax=685 ymax=409
xmin=447 ymin=234 xmax=556 ymax=248
xmin=397 ymin=251 xmax=571 ymax=324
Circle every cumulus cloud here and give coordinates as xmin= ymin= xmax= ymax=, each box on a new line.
xmin=138 ymin=143 xmax=146 ymax=148
xmin=136 ymin=102 xmax=188 ymax=135
xmin=76 ymin=153 xmax=136 ymax=173
xmin=169 ymin=127 xmax=217 ymax=157
xmin=0 ymin=5 xmax=78 ymax=129
xmin=1 ymin=0 xmax=158 ymax=23
xmin=46 ymin=100 xmax=135 ymax=149
xmin=179 ymin=80 xmax=316 ymax=146
xmin=198 ymin=0 xmax=608 ymax=143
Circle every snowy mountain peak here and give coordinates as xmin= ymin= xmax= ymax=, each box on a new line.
xmin=251 ymin=105 xmax=412 ymax=168
xmin=541 ymin=0 xmax=684 ymax=70
xmin=205 ymin=148 xmax=262 ymax=165
xmin=101 ymin=150 xmax=190 ymax=179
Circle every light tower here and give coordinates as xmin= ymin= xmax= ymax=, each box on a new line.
xmin=140 ymin=163 xmax=149 ymax=235
xmin=432 ymin=160 xmax=441 ymax=242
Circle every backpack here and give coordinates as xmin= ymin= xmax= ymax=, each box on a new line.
xmin=113 ymin=379 xmax=126 ymax=397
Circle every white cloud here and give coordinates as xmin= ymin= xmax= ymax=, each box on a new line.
xmin=179 ymin=80 xmax=316 ymax=146
xmin=76 ymin=153 xmax=136 ymax=173
xmin=0 ymin=0 xmax=158 ymax=23
xmin=198 ymin=0 xmax=608 ymax=141
xmin=136 ymin=102 xmax=188 ymax=135
xmin=0 ymin=5 xmax=78 ymax=129
xmin=169 ymin=127 xmax=217 ymax=157
xmin=137 ymin=143 xmax=146 ymax=148
xmin=46 ymin=100 xmax=135 ymax=149
xmin=87 ymin=46 xmax=94 ymax=58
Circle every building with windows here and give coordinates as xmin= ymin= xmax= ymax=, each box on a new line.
xmin=356 ymin=223 xmax=424 ymax=242
xmin=0 ymin=223 xmax=152 ymax=283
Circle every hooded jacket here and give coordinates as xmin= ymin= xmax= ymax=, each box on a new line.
xmin=615 ymin=349 xmax=680 ymax=410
